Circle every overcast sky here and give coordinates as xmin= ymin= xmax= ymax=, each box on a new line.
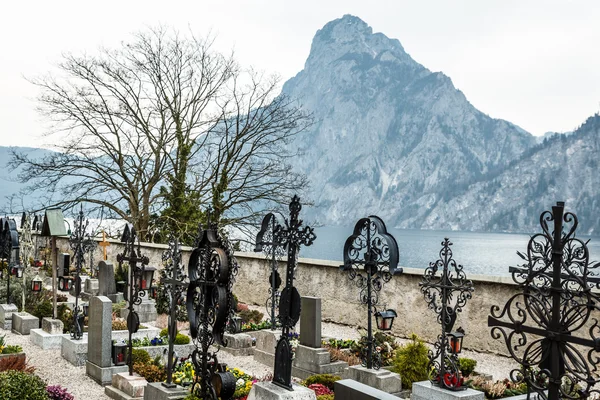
xmin=1 ymin=0 xmax=599 ymax=148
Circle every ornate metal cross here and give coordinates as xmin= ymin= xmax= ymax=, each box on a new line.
xmin=0 ymin=217 xmax=19 ymax=304
xmin=160 ymin=237 xmax=188 ymax=388
xmin=255 ymin=212 xmax=285 ymax=330
xmin=116 ymin=224 xmax=149 ymax=376
xmin=186 ymin=210 xmax=237 ymax=400
xmin=340 ymin=215 xmax=401 ymax=369
xmin=98 ymin=230 xmax=110 ymax=261
xmin=488 ymin=202 xmax=600 ymax=400
xmin=420 ymin=238 xmax=473 ymax=390
xmin=272 ymin=195 xmax=316 ymax=390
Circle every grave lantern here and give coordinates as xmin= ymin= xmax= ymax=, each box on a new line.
xmin=10 ymin=264 xmax=24 ymax=279
xmin=448 ymin=331 xmax=464 ymax=354
xmin=231 ymin=316 xmax=243 ymax=333
xmin=140 ymin=266 xmax=156 ymax=290
xmin=111 ymin=342 xmax=127 ymax=366
xmin=148 ymin=285 xmax=157 ymax=299
xmin=58 ymin=276 xmax=68 ymax=291
xmin=32 ymin=275 xmax=43 ymax=292
xmin=82 ymin=302 xmax=89 ymax=317
xmin=375 ymin=309 xmax=397 ymax=331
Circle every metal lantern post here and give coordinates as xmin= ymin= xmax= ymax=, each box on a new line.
xmin=272 ymin=196 xmax=316 ymax=390
xmin=186 ymin=210 xmax=237 ymax=400
xmin=420 ymin=238 xmax=474 ymax=390
xmin=254 ymin=212 xmax=285 ymax=330
xmin=161 ymin=237 xmax=188 ymax=388
xmin=340 ymin=216 xmax=401 ymax=369
xmin=1 ymin=217 xmax=20 ymax=304
xmin=68 ymin=207 xmax=96 ymax=340
xmin=116 ymin=225 xmax=149 ymax=376
xmin=488 ymin=201 xmax=600 ymax=400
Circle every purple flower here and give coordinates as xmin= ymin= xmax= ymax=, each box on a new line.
xmin=47 ymin=385 xmax=75 ymax=400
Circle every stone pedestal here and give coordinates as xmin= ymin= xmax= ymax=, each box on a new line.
xmin=143 ymin=382 xmax=188 ymax=400
xmin=221 ymin=332 xmax=255 ymax=356
xmin=0 ymin=304 xmax=18 ymax=330
xmin=30 ymin=318 xmax=66 ymax=349
xmin=253 ymin=329 xmax=282 ymax=367
xmin=335 ymin=379 xmax=403 ymax=399
xmin=109 ymin=293 xmax=125 ymax=303
xmin=106 ymin=372 xmax=148 ymax=400
xmin=411 ymin=381 xmax=484 ymax=400
xmin=81 ymin=278 xmax=100 ymax=300
xmin=87 ymin=296 xmax=128 ymax=385
xmin=121 ymin=300 xmax=157 ymax=323
xmin=62 ymin=334 xmax=89 ymax=366
xmin=247 ymin=381 xmax=317 ymax=400
xmin=292 ymin=344 xmax=348 ymax=379
xmin=12 ymin=312 xmax=39 ymax=335
xmin=343 ymin=365 xmax=402 ymax=395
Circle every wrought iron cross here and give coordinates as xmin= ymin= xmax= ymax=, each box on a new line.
xmin=116 ymin=224 xmax=149 ymax=376
xmin=340 ymin=215 xmax=401 ymax=369
xmin=420 ymin=238 xmax=473 ymax=390
xmin=255 ymin=212 xmax=285 ymax=330
xmin=488 ymin=202 xmax=600 ymax=400
xmin=272 ymin=195 xmax=316 ymax=390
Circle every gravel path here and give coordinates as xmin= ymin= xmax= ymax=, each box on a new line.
xmin=0 ymin=307 xmax=520 ymax=400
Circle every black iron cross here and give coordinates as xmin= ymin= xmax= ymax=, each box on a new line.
xmin=272 ymin=195 xmax=316 ymax=390
xmin=420 ymin=238 xmax=473 ymax=390
xmin=488 ymin=202 xmax=600 ymax=400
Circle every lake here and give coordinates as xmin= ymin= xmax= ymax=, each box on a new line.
xmin=300 ymin=226 xmax=600 ymax=277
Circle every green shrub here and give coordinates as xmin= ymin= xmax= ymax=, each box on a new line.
xmin=2 ymin=345 xmax=23 ymax=354
xmin=32 ymin=300 xmax=53 ymax=321
xmin=57 ymin=304 xmax=73 ymax=334
xmin=459 ymin=357 xmax=477 ymax=377
xmin=317 ymin=395 xmax=335 ymax=400
xmin=174 ymin=333 xmax=190 ymax=345
xmin=302 ymin=374 xmax=341 ymax=391
xmin=159 ymin=327 xmax=170 ymax=338
xmin=0 ymin=370 xmax=49 ymax=400
xmin=390 ymin=333 xmax=429 ymax=389
xmin=130 ymin=349 xmax=151 ymax=365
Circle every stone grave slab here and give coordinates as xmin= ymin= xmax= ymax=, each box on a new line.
xmin=62 ymin=334 xmax=89 ymax=366
xmin=411 ymin=381 xmax=484 ymax=400
xmin=121 ymin=300 xmax=157 ymax=323
xmin=334 ymin=379 xmax=402 ymax=399
xmin=81 ymin=278 xmax=100 ymax=300
xmin=247 ymin=381 xmax=317 ymax=400
xmin=143 ymin=382 xmax=188 ymax=400
xmin=12 ymin=311 xmax=39 ymax=335
xmin=30 ymin=318 xmax=66 ymax=349
xmin=0 ymin=303 xmax=17 ymax=330
xmin=221 ymin=332 xmax=255 ymax=356
xmin=292 ymin=344 xmax=348 ymax=380
xmin=343 ymin=365 xmax=402 ymax=395
xmin=106 ymin=372 xmax=148 ymax=400
xmin=253 ymin=329 xmax=282 ymax=366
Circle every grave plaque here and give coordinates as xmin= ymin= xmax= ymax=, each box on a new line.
xmin=299 ymin=297 xmax=321 ymax=348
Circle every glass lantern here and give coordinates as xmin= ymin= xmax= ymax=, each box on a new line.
xmin=375 ymin=309 xmax=397 ymax=331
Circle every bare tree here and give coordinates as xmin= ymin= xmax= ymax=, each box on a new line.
xmin=9 ymin=27 xmax=311 ymax=241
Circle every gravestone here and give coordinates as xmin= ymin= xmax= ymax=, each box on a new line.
xmin=247 ymin=381 xmax=316 ymax=400
xmin=106 ymin=372 xmax=147 ymax=400
xmin=335 ymin=379 xmax=404 ymax=400
xmin=30 ymin=317 xmax=66 ymax=349
xmin=86 ymin=296 xmax=128 ymax=385
xmin=12 ymin=312 xmax=39 ymax=335
xmin=292 ymin=296 xmax=348 ymax=379
xmin=58 ymin=253 xmax=70 ymax=276
xmin=143 ymin=382 xmax=188 ymax=400
xmin=343 ymin=366 xmax=402 ymax=395
xmin=98 ymin=261 xmax=123 ymax=303
xmin=253 ymin=329 xmax=282 ymax=366
xmin=411 ymin=381 xmax=484 ymax=400
xmin=0 ymin=304 xmax=17 ymax=330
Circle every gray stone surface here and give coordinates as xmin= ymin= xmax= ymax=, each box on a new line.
xmin=411 ymin=381 xmax=484 ymax=400
xmin=109 ymin=293 xmax=125 ymax=303
xmin=221 ymin=332 xmax=255 ymax=356
xmin=133 ymin=344 xmax=195 ymax=359
xmin=105 ymin=385 xmax=142 ymax=400
xmin=42 ymin=317 xmax=64 ymax=334
xmin=343 ymin=365 xmax=402 ymax=394
xmin=88 ymin=296 xmax=113 ymax=367
xmin=99 ymin=261 xmax=117 ymax=296
xmin=299 ymin=296 xmax=321 ymax=348
xmin=108 ymin=372 xmax=147 ymax=399
xmin=335 ymin=379 xmax=402 ymax=399
xmin=247 ymin=382 xmax=317 ymax=400
xmin=292 ymin=344 xmax=348 ymax=379
xmin=85 ymin=278 xmax=100 ymax=295
xmin=12 ymin=311 xmax=40 ymax=335
xmin=0 ymin=303 xmax=18 ymax=330
xmin=111 ymin=327 xmax=162 ymax=341
xmin=86 ymin=361 xmax=129 ymax=386
xmin=253 ymin=329 xmax=281 ymax=367
xmin=62 ymin=334 xmax=89 ymax=366
xmin=29 ymin=328 xmax=67 ymax=349
xmin=143 ymin=382 xmax=188 ymax=400
xmin=121 ymin=300 xmax=157 ymax=323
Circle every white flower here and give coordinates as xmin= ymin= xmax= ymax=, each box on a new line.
xmin=236 ymin=378 xmax=245 ymax=388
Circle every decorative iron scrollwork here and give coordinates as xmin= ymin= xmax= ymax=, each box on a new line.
xmin=340 ymin=216 xmax=401 ymax=369
xmin=187 ymin=210 xmax=237 ymax=400
xmin=488 ymin=201 xmax=600 ymax=400
xmin=420 ymin=238 xmax=473 ymax=390
xmin=272 ymin=195 xmax=316 ymax=390
xmin=0 ymin=217 xmax=20 ymax=304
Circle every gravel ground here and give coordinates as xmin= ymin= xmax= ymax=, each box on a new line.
xmin=0 ymin=304 xmax=520 ymax=400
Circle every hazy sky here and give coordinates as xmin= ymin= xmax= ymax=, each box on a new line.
xmin=1 ymin=0 xmax=599 ymax=148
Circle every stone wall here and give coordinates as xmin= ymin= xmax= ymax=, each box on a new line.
xmin=39 ymin=234 xmax=598 ymax=355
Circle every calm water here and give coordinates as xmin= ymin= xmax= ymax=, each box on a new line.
xmin=300 ymin=227 xmax=600 ymax=277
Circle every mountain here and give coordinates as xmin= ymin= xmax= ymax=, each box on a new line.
xmin=421 ymin=114 xmax=600 ymax=234
xmin=282 ymin=15 xmax=537 ymax=226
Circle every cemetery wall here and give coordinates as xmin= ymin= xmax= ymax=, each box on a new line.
xmin=44 ymin=235 xmax=589 ymax=355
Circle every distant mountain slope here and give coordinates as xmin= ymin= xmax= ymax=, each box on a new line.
xmin=421 ymin=114 xmax=600 ymax=234
xmin=282 ymin=15 xmax=537 ymax=226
